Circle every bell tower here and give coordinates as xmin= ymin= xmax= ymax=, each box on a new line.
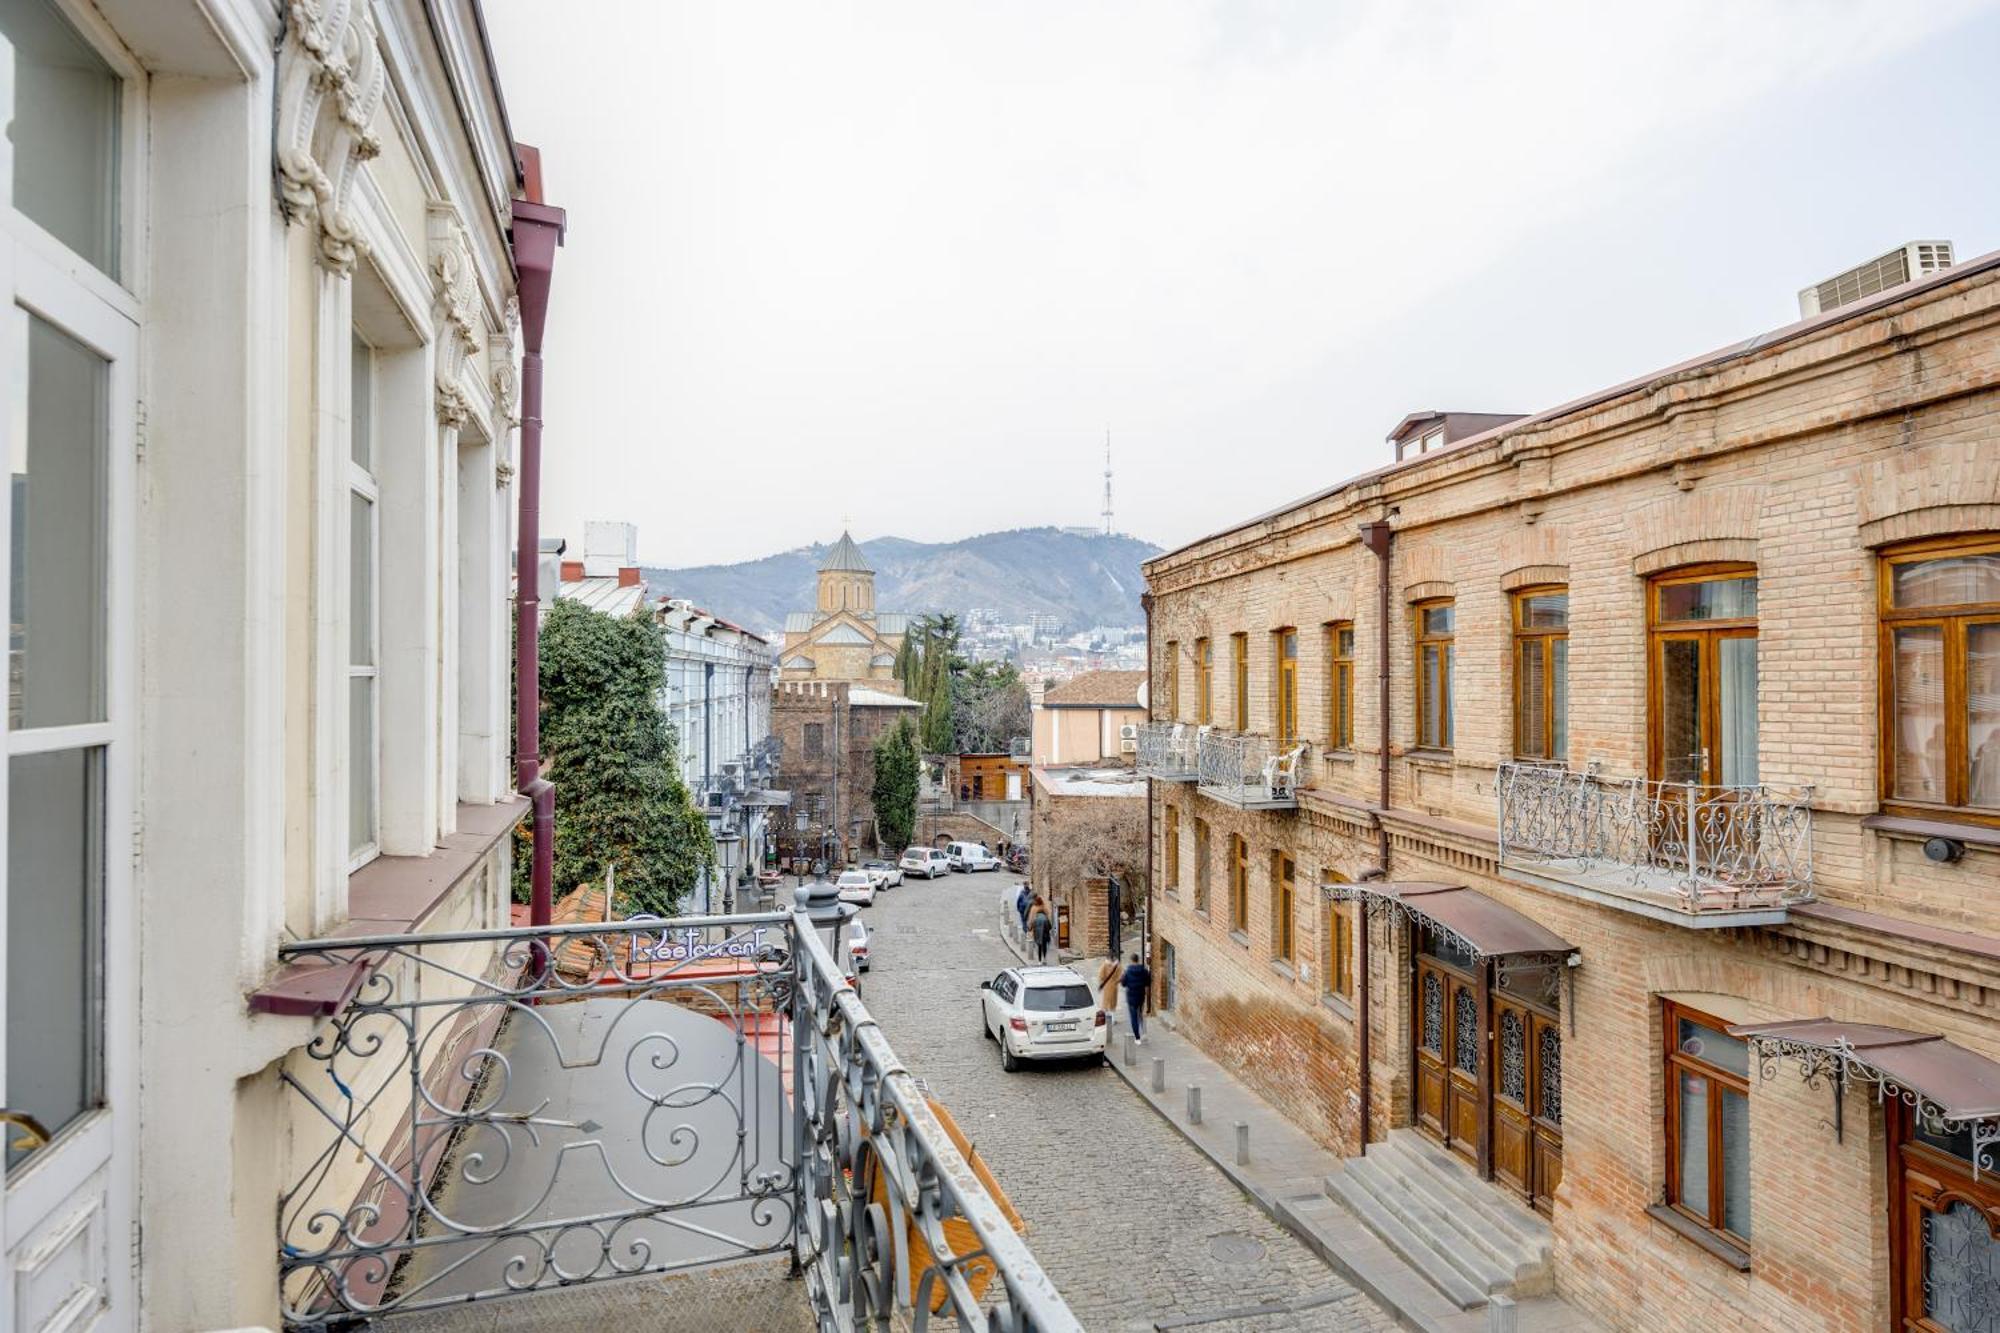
xmin=816 ymin=531 xmax=875 ymax=615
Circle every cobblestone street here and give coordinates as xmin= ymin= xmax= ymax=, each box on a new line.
xmin=857 ymin=871 xmax=1393 ymax=1332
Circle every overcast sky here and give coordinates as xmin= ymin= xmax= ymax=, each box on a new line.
xmin=483 ymin=0 xmax=2000 ymax=569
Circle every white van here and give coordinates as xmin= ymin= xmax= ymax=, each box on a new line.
xmin=946 ymin=840 xmax=1003 ymax=873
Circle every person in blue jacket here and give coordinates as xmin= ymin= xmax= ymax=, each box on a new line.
xmin=1120 ymin=952 xmax=1153 ymax=1042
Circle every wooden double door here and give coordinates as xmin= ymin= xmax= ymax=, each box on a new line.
xmin=1891 ymin=1103 xmax=2000 ymax=1331
xmin=1413 ymin=954 xmax=1563 ymax=1214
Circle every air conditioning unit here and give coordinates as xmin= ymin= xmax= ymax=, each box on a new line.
xmin=1798 ymin=241 xmax=1953 ymax=317
xmin=1118 ymin=723 xmax=1138 ymax=740
xmin=1119 ymin=738 xmax=1137 ymax=754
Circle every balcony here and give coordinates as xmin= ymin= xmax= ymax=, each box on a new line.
xmin=1135 ymin=720 xmax=1199 ymax=780
xmin=1196 ymin=730 xmax=1307 ymax=810
xmin=1495 ymin=761 xmax=1814 ymax=927
xmin=274 ymin=896 xmax=1079 ymax=1330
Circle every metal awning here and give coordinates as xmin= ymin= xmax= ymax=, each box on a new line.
xmin=1324 ymin=880 xmax=1575 ymax=960
xmin=738 ymin=789 xmax=793 ymax=808
xmin=1729 ymin=1017 xmax=2000 ymax=1172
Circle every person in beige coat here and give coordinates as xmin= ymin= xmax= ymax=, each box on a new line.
xmin=1096 ymin=957 xmax=1120 ymax=1017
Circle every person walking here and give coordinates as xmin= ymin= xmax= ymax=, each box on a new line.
xmin=1095 ymin=956 xmax=1120 ymax=1021
xmin=1120 ymin=952 xmax=1153 ymax=1043
xmin=1029 ymin=899 xmax=1053 ymax=964
xmin=1015 ymin=883 xmax=1031 ymax=931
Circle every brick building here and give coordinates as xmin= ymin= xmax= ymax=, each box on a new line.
xmin=771 ymin=679 xmax=921 ymax=863
xmin=1030 ymin=765 xmax=1147 ymax=959
xmin=1141 ymin=247 xmax=2000 ymax=1330
xmin=1030 ymin=669 xmax=1148 ymax=765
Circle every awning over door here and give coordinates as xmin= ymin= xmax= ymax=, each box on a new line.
xmin=1729 ymin=1017 xmax=2000 ymax=1173
xmin=1323 ymin=880 xmax=1575 ymax=960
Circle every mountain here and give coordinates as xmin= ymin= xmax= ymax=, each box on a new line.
xmin=643 ymin=528 xmax=1161 ymax=636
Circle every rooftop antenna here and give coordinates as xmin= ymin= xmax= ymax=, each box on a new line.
xmin=1101 ymin=431 xmax=1114 ymax=537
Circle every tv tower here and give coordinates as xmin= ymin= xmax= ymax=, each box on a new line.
xmin=1101 ymin=431 xmax=1114 ymax=536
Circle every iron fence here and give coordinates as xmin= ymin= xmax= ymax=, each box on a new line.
xmin=1195 ymin=729 xmax=1306 ymax=806
xmin=1495 ymin=761 xmax=1814 ymax=912
xmin=1134 ymin=721 xmax=1198 ymax=778
xmin=275 ymin=900 xmax=1079 ymax=1330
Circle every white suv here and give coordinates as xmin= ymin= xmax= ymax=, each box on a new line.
xmin=900 ymin=846 xmax=951 ymax=879
xmin=979 ymin=966 xmax=1106 ymax=1070
xmin=947 ymin=840 xmax=1003 ymax=873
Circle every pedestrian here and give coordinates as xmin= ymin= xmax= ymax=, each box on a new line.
xmin=1015 ymin=883 xmax=1030 ymax=930
xmin=1029 ymin=901 xmax=1053 ymax=964
xmin=1096 ymin=956 xmax=1119 ymax=1017
xmin=1120 ymin=952 xmax=1153 ymax=1043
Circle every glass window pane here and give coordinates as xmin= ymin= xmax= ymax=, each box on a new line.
xmin=1893 ymin=554 xmax=2000 ymax=609
xmin=1718 ymin=637 xmax=1759 ymax=786
xmin=1677 ymin=1016 xmax=1750 ymax=1078
xmin=1720 ymin=1087 xmax=1751 ymax=1239
xmin=1660 ymin=639 xmax=1703 ymax=784
xmin=349 ymin=675 xmax=375 ymax=856
xmin=1677 ymin=1071 xmax=1711 ymax=1222
xmin=1422 ymin=645 xmax=1441 ymax=746
xmin=1519 ymin=639 xmax=1547 ymax=758
xmin=350 ymin=492 xmax=373 ymax=668
xmin=0 ymin=0 xmax=121 ymax=277
xmin=1893 ymin=625 xmax=1946 ymax=802
xmin=1522 ymin=593 xmax=1568 ymax=629
xmin=1658 ymin=577 xmax=1757 ymax=623
xmin=1335 ymin=662 xmax=1352 ymax=746
xmin=1551 ymin=638 xmax=1569 ymax=761
xmin=13 ymin=313 xmax=108 ymax=729
xmin=1337 ymin=626 xmax=1354 ymax=658
xmin=1441 ymin=644 xmax=1454 ymax=748
xmin=6 ymin=747 xmax=103 ymax=1168
xmin=1970 ymin=623 xmax=2000 ymax=810
xmin=1281 ymin=631 xmax=1297 ymax=660
xmin=351 ymin=336 xmax=372 ymax=470
xmin=1423 ymin=605 xmax=1454 ymax=636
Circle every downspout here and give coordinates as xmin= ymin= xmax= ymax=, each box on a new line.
xmin=510 ymin=155 xmax=566 ymax=932
xmin=1140 ymin=592 xmax=1155 ymax=996
xmin=1356 ymin=519 xmax=1395 ymax=1149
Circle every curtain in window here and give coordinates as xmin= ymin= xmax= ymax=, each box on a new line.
xmin=1894 ymin=626 xmax=1946 ymax=802
xmin=1720 ymin=1086 xmax=1751 ymax=1239
xmin=1718 ymin=638 xmax=1758 ymax=786
xmin=1551 ymin=639 xmax=1568 ymax=761
xmin=1970 ymin=624 xmax=2000 ymax=809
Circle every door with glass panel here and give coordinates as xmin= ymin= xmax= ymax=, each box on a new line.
xmin=1412 ymin=930 xmax=1479 ymax=1165
xmin=0 ymin=4 xmax=136 ymax=1324
xmin=1890 ymin=1099 xmax=2000 ymax=1332
xmin=1648 ymin=569 xmax=1759 ymax=788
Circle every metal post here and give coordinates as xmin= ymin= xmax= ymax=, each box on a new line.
xmin=1686 ymin=781 xmax=1698 ymax=885
xmin=1233 ymin=1121 xmax=1249 ymax=1165
xmin=1187 ymin=1084 xmax=1202 ymax=1124
xmin=1123 ymin=1034 xmax=1136 ymax=1067
xmin=1151 ymin=1057 xmax=1166 ymax=1093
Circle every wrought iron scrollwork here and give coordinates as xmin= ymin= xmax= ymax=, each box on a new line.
xmin=1499 ymin=1010 xmax=1527 ymax=1104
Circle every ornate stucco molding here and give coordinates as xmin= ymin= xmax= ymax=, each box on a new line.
xmin=428 ymin=204 xmax=482 ymax=427
xmin=276 ymin=0 xmax=386 ymax=275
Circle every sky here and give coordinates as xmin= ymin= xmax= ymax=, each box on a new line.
xmin=482 ymin=0 xmax=2000 ymax=569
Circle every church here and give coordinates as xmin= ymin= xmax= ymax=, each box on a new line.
xmin=779 ymin=532 xmax=910 ymax=685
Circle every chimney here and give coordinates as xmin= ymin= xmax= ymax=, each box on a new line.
xmin=560 ymin=560 xmax=584 ymax=582
xmin=618 ymin=566 xmax=642 ymax=588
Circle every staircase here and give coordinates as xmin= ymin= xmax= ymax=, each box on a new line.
xmin=1322 ymin=1129 xmax=1553 ymax=1310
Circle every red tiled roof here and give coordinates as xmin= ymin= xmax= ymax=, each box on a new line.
xmin=1042 ymin=670 xmax=1145 ymax=708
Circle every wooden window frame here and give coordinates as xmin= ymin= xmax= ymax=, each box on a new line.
xmin=1229 ymin=832 xmax=1249 ymax=935
xmin=1274 ymin=628 xmax=1298 ymax=747
xmin=1512 ymin=587 xmax=1568 ymax=762
xmin=1193 ymin=817 xmax=1210 ymax=915
xmin=1645 ymin=564 xmax=1758 ymax=787
xmin=1196 ymin=637 xmax=1212 ymax=726
xmin=1413 ymin=598 xmax=1455 ymax=751
xmin=1163 ymin=639 xmax=1179 ymax=721
xmin=1878 ymin=533 xmax=2000 ymax=828
xmin=1269 ymin=851 xmax=1295 ymax=961
xmin=1662 ymin=998 xmax=1751 ymax=1250
xmin=1327 ymin=621 xmax=1354 ymax=750
xmin=1163 ymin=802 xmax=1180 ymax=891
xmin=1231 ymin=632 xmax=1250 ymax=731
xmin=1327 ymin=899 xmax=1354 ymax=998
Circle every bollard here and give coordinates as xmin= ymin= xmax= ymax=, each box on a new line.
xmin=1234 ymin=1120 xmax=1250 ymax=1165
xmin=1486 ymin=1293 xmax=1517 ymax=1333
xmin=1187 ymin=1084 xmax=1203 ymax=1124
xmin=1151 ymin=1057 xmax=1166 ymax=1093
xmin=1123 ymin=1034 xmax=1136 ymax=1067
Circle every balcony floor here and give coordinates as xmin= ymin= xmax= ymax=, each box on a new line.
xmin=1499 ymin=857 xmax=1796 ymax=928
xmin=380 ymin=1256 xmax=810 ymax=1333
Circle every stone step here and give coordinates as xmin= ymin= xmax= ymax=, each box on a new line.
xmin=1371 ymin=1133 xmax=1551 ymax=1268
xmin=1339 ymin=1157 xmax=1516 ymax=1297
xmin=1324 ymin=1163 xmax=1490 ymax=1311
xmin=1353 ymin=1153 xmax=1539 ymax=1286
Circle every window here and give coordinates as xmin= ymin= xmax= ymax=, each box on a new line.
xmin=1193 ymin=817 xmax=1211 ymax=914
xmin=803 ymin=722 xmax=824 ymax=760
xmin=0 ymin=0 xmax=123 ymax=278
xmin=1514 ymin=589 xmax=1568 ymax=761
xmin=1880 ymin=535 xmax=2000 ymax=821
xmin=1196 ymin=637 xmax=1212 ymax=725
xmin=1650 ymin=567 xmax=1757 ymax=787
xmin=1414 ymin=600 xmax=1455 ymax=750
xmin=1163 ymin=639 xmax=1179 ymax=720
xmin=1229 ymin=833 xmax=1249 ymax=935
xmin=1274 ymin=629 xmax=1298 ymax=746
xmin=1163 ymin=803 xmax=1180 ymax=890
xmin=1327 ymin=622 xmax=1354 ymax=749
xmin=1664 ymin=1000 xmax=1751 ymax=1247
xmin=1232 ymin=633 xmax=1250 ymax=730
xmin=1328 ymin=900 xmax=1354 ymax=999
xmin=348 ymin=335 xmax=379 ymax=864
xmin=1270 ymin=852 xmax=1295 ymax=962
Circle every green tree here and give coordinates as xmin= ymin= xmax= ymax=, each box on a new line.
xmin=922 ymin=663 xmax=955 ymax=754
xmin=513 ymin=600 xmax=714 ymax=917
xmin=871 ymin=717 xmax=920 ymax=852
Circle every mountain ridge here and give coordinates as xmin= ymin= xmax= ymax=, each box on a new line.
xmin=643 ymin=527 xmax=1160 ymax=637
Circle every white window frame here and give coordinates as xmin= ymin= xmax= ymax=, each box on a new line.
xmin=347 ymin=334 xmax=380 ymax=870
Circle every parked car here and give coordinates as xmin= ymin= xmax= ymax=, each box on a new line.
xmin=947 ymin=840 xmax=1004 ymax=873
xmin=845 ymin=918 xmax=872 ymax=972
xmin=900 ymin=846 xmax=952 ymax=879
xmin=861 ymin=858 xmax=903 ymax=888
xmin=835 ymin=869 xmax=877 ymax=906
xmin=979 ymin=966 xmax=1106 ymax=1071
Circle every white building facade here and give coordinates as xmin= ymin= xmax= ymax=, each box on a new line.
xmin=0 ymin=1 xmax=533 ymax=1327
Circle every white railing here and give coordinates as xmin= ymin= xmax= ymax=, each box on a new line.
xmin=1196 ymin=731 xmax=1306 ymax=807
xmin=1135 ymin=721 xmax=1199 ymax=778
xmin=1496 ymin=761 xmax=1814 ymax=914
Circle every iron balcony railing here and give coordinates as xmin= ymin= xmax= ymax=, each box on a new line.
xmin=1196 ymin=730 xmax=1307 ymax=808
xmin=1135 ymin=720 xmax=1199 ymax=779
xmin=275 ymin=900 xmax=1080 ymax=1330
xmin=1496 ymin=761 xmax=1814 ymax=915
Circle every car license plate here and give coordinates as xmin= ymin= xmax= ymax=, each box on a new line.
xmin=1048 ymin=1021 xmax=1077 ymax=1033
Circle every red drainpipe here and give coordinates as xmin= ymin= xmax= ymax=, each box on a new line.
xmin=510 ymin=145 xmax=566 ymax=931
xmin=1356 ymin=518 xmax=1394 ymax=1150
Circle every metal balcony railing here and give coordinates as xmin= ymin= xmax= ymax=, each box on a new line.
xmin=275 ymin=900 xmax=1079 ymax=1330
xmin=1135 ymin=721 xmax=1199 ymax=779
xmin=1496 ymin=761 xmax=1814 ymax=918
xmin=1196 ymin=730 xmax=1306 ymax=809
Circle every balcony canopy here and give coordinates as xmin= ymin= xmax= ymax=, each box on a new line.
xmin=1326 ymin=880 xmax=1574 ymax=961
xmin=1729 ymin=1017 xmax=2000 ymax=1127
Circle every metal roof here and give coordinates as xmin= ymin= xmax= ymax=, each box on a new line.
xmin=1328 ymin=881 xmax=1574 ymax=959
xmin=557 ymin=577 xmax=647 ymax=619
xmin=850 ymin=686 xmax=923 ymax=709
xmin=784 ymin=612 xmax=817 ymax=634
xmin=818 ymin=531 xmax=871 ymax=573
xmin=1730 ymin=1017 xmax=2000 ymax=1126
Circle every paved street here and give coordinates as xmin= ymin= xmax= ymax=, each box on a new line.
xmin=857 ymin=870 xmax=1393 ymax=1332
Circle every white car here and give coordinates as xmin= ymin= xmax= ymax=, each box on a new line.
xmin=835 ymin=870 xmax=876 ymax=906
xmin=900 ymin=847 xmax=951 ymax=879
xmin=861 ymin=858 xmax=903 ymax=888
xmin=845 ymin=918 xmax=872 ymax=972
xmin=979 ymin=966 xmax=1106 ymax=1071
xmin=947 ymin=840 xmax=1004 ymax=873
